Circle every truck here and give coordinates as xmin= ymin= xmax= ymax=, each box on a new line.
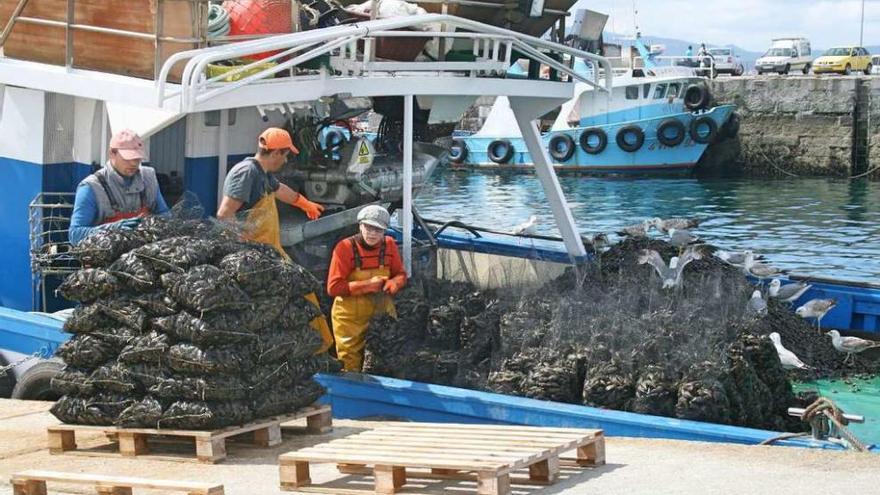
xmin=756 ymin=37 xmax=812 ymax=75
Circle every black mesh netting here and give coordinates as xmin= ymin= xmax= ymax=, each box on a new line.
xmin=53 ymin=211 xmax=337 ymax=430
xmin=361 ymin=238 xmax=879 ymax=432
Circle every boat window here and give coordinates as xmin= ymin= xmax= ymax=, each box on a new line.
xmin=667 ymin=83 xmax=681 ymax=98
xmin=653 ymin=84 xmax=667 ymax=99
xmin=204 ymin=109 xmax=237 ymax=127
xmin=643 ymin=84 xmax=651 ymax=98
xmin=625 ymin=85 xmax=639 ymax=100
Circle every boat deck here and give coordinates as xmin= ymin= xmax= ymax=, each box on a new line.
xmin=0 ymin=399 xmax=875 ymax=495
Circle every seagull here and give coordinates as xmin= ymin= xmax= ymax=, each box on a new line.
xmin=637 ymin=245 xmax=709 ymax=289
xmin=667 ymin=228 xmax=699 ymax=251
xmin=827 ymin=330 xmax=880 ymax=365
xmin=796 ymin=298 xmax=837 ymax=332
xmin=617 ymin=220 xmax=651 ymax=238
xmin=746 ymin=290 xmax=767 ymax=316
xmin=716 ymin=249 xmax=764 ymax=266
xmin=743 ymin=251 xmax=786 ymax=278
xmin=651 ymin=217 xmax=703 ymax=234
xmin=584 ymin=232 xmax=609 ymax=252
xmin=512 ymin=215 xmax=538 ymax=236
xmin=769 ymin=332 xmax=810 ymax=370
xmin=768 ymin=278 xmax=812 ymax=303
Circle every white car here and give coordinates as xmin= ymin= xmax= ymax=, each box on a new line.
xmin=707 ymin=48 xmax=744 ymax=76
xmin=756 ymin=37 xmax=813 ymax=75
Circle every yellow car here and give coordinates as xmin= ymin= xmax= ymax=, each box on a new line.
xmin=812 ymin=46 xmax=872 ymax=75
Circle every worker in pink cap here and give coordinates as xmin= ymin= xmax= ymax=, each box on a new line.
xmin=69 ymin=129 xmax=169 ymax=245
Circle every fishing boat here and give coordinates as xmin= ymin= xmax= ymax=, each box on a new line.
xmin=0 ymin=0 xmax=875 ymax=457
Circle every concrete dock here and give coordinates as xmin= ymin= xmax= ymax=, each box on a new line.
xmin=0 ymin=399 xmax=876 ymax=495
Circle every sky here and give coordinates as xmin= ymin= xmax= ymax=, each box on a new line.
xmin=571 ymin=0 xmax=880 ymax=51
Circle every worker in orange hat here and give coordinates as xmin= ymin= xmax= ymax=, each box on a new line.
xmin=218 ymin=127 xmax=332 ymax=351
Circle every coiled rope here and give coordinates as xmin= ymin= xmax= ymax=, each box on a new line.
xmin=207 ymin=3 xmax=230 ymax=38
xmin=760 ymin=397 xmax=869 ymax=452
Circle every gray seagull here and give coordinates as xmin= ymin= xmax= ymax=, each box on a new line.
xmin=743 ymin=251 xmax=786 ymax=278
xmin=617 ymin=220 xmax=652 ymax=238
xmin=796 ymin=298 xmax=837 ymax=332
xmin=769 ymin=278 xmax=812 ymax=303
xmin=827 ymin=330 xmax=880 ymax=365
xmin=746 ymin=290 xmax=768 ymax=316
xmin=651 ymin=217 xmax=703 ymax=234
xmin=637 ymin=245 xmax=710 ymax=289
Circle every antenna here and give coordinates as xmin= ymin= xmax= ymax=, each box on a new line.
xmin=632 ymin=0 xmax=639 ymax=37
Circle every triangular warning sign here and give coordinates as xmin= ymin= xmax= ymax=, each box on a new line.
xmin=358 ymin=141 xmax=370 ymax=157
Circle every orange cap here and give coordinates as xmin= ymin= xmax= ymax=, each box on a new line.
xmin=258 ymin=127 xmax=299 ymax=155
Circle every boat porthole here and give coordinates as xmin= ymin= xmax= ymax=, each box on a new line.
xmin=449 ymin=138 xmax=469 ymax=163
xmin=579 ymin=128 xmax=608 ymax=155
xmin=487 ymin=139 xmax=515 ymax=164
xmin=548 ymin=134 xmax=576 ymax=162
xmin=656 ymin=119 xmax=686 ymax=147
xmin=616 ymin=125 xmax=645 ymax=153
xmin=324 ymin=129 xmax=346 ymax=151
xmin=689 ymin=116 xmax=718 ymax=144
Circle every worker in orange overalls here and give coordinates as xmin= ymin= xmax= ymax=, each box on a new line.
xmin=326 ymin=205 xmax=407 ymax=371
xmin=217 ymin=127 xmax=333 ymax=351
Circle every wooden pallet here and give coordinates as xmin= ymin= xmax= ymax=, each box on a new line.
xmin=11 ymin=470 xmax=224 ymax=495
xmin=278 ymin=422 xmax=604 ymax=495
xmin=47 ymin=403 xmax=332 ymax=463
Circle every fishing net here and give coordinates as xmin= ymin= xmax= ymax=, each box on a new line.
xmin=167 ymin=343 xmax=254 ymax=375
xmin=109 ymin=252 xmax=160 ymax=292
xmin=133 ymin=236 xmax=217 ymax=273
xmin=126 ymin=363 xmax=172 ymax=389
xmin=96 ymin=299 xmax=149 ymax=331
xmin=130 ymin=290 xmax=179 ymax=317
xmin=88 ymin=326 xmax=140 ymax=349
xmin=56 ymin=269 xmax=120 ymax=302
xmin=149 ymin=374 xmax=251 ymax=401
xmin=161 ymin=265 xmax=249 ymax=313
xmin=116 ymin=396 xmax=165 ymax=428
xmin=89 ymin=364 xmax=141 ymax=394
xmin=63 ymin=304 xmax=116 ymax=334
xmin=72 ymin=229 xmax=147 ymax=268
xmin=51 ymin=396 xmax=113 ymax=426
xmin=56 ymin=335 xmax=117 ymax=369
xmin=251 ymin=381 xmax=324 ymax=418
xmin=254 ymin=328 xmax=323 ymax=365
xmin=159 ymin=400 xmax=253 ymax=429
xmin=219 ymin=249 xmax=292 ymax=298
xmin=153 ymin=311 xmax=257 ymax=346
xmin=50 ymin=368 xmax=96 ymax=396
xmin=118 ymin=332 xmax=173 ymax=365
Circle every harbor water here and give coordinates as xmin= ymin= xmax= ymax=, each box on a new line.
xmin=415 ymin=173 xmax=880 ymax=283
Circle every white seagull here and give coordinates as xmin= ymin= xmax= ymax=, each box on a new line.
xmin=746 ymin=290 xmax=768 ymax=316
xmin=768 ymin=278 xmax=812 ymax=303
xmin=617 ymin=220 xmax=651 ymax=238
xmin=769 ymin=332 xmax=810 ymax=370
xmin=743 ymin=251 xmax=786 ymax=278
xmin=716 ymin=249 xmax=764 ymax=266
xmin=795 ymin=298 xmax=838 ymax=332
xmin=827 ymin=330 xmax=880 ymax=365
xmin=667 ymin=228 xmax=699 ymax=249
xmin=512 ymin=215 xmax=538 ymax=236
xmin=651 ymin=217 xmax=703 ymax=234
xmin=637 ymin=245 xmax=710 ymax=289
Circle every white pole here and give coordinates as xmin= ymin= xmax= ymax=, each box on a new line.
xmin=217 ymin=110 xmax=229 ymax=212
xmin=402 ymin=94 xmax=414 ymax=275
xmin=509 ymin=99 xmax=586 ymax=259
xmin=860 ymin=0 xmax=866 ymax=47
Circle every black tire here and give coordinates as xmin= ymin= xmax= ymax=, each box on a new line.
xmin=449 ymin=138 xmax=468 ymax=164
xmin=781 ymin=64 xmax=790 ymax=75
xmin=684 ymin=84 xmax=710 ymax=111
xmin=656 ymin=119 xmax=686 ymax=147
xmin=803 ymin=64 xmax=811 ymax=75
xmin=579 ymin=128 xmax=607 ymax=155
xmin=548 ymin=134 xmax=576 ymax=162
xmin=689 ymin=116 xmax=718 ymax=144
xmin=324 ymin=129 xmax=346 ymax=151
xmin=616 ymin=125 xmax=645 ymax=153
xmin=487 ymin=140 xmax=514 ymax=164
xmin=756 ymin=70 xmax=763 ymax=75
xmin=844 ymin=64 xmax=852 ymax=76
xmin=722 ymin=112 xmax=741 ymax=139
xmin=11 ymin=360 xmax=64 ymax=401
xmin=0 ymin=355 xmax=16 ymax=398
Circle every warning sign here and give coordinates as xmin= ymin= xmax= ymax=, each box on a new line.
xmin=358 ymin=141 xmax=370 ymax=157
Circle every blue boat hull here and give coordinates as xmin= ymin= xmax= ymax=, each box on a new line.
xmin=454 ymin=105 xmax=735 ymax=173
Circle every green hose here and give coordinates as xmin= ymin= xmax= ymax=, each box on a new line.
xmin=207 ymin=3 xmax=230 ymax=38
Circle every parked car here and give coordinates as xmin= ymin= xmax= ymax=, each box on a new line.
xmin=813 ymin=46 xmax=872 ymax=75
xmin=756 ymin=37 xmax=812 ymax=75
xmin=872 ymin=55 xmax=880 ymax=75
xmin=708 ymin=47 xmax=744 ymax=76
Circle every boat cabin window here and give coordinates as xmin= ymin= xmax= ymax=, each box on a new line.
xmin=643 ymin=84 xmax=651 ymax=98
xmin=204 ymin=109 xmax=237 ymax=126
xmin=653 ymin=84 xmax=667 ymax=99
xmin=667 ymin=83 xmax=681 ymax=98
xmin=625 ymin=85 xmax=639 ymax=100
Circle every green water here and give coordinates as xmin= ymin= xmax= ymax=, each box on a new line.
xmin=793 ymin=378 xmax=880 ymax=446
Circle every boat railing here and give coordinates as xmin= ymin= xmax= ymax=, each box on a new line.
xmin=604 ymin=55 xmax=717 ymax=76
xmin=28 ymin=193 xmax=79 ymax=312
xmin=157 ymin=14 xmax=614 ymax=112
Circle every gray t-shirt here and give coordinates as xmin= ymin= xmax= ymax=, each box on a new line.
xmin=223 ymin=158 xmax=281 ymax=212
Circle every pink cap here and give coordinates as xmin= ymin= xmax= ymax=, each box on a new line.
xmin=109 ymin=129 xmax=145 ymax=161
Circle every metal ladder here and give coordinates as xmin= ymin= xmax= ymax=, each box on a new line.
xmin=852 ymin=79 xmax=871 ymax=176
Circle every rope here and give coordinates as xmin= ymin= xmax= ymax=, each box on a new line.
xmin=761 ymin=397 xmax=870 ymax=452
xmin=207 ymin=3 xmax=230 ymax=38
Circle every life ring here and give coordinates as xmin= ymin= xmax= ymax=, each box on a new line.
xmin=449 ymin=138 xmax=469 ymax=164
xmin=684 ymin=84 xmax=710 ymax=111
xmin=324 ymin=129 xmax=346 ymax=150
xmin=721 ymin=112 xmax=741 ymax=139
xmin=579 ymin=128 xmax=607 ymax=155
xmin=689 ymin=116 xmax=718 ymax=144
xmin=656 ymin=119 xmax=686 ymax=147
xmin=487 ymin=140 xmax=514 ymax=164
xmin=548 ymin=134 xmax=576 ymax=162
xmin=616 ymin=125 xmax=645 ymax=153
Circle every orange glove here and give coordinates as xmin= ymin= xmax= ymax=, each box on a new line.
xmin=348 ymin=276 xmax=387 ymax=296
xmin=383 ymin=275 xmax=405 ymax=295
xmin=293 ymin=194 xmax=325 ymax=220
